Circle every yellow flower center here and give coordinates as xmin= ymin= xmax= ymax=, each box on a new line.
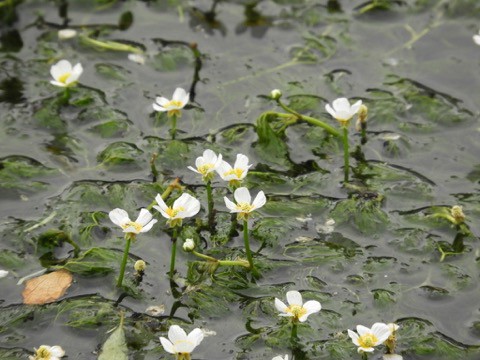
xmin=35 ymin=346 xmax=52 ymax=360
xmin=286 ymin=304 xmax=307 ymax=320
xmin=58 ymin=72 xmax=71 ymax=84
xmin=197 ymin=164 xmax=214 ymax=175
xmin=236 ymin=202 xmax=254 ymax=213
xmin=121 ymin=221 xmax=143 ymax=233
xmin=358 ymin=333 xmax=378 ymax=349
xmin=166 ymin=206 xmax=185 ymax=218
xmin=224 ymin=168 xmax=244 ymax=179
xmin=166 ymin=100 xmax=183 ymax=109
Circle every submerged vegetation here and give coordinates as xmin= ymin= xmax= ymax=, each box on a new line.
xmin=1 ymin=0 xmax=480 ymax=359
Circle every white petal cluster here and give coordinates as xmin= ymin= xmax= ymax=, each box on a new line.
xmin=274 ymin=290 xmax=321 ymax=323
xmin=109 ymin=208 xmax=157 ymax=234
xmin=50 ymin=60 xmax=83 ymax=87
xmin=325 ymin=97 xmax=362 ymax=125
xmin=272 ymin=355 xmax=288 ymax=360
xmin=159 ymin=325 xmax=204 ymax=356
xmin=154 ymin=193 xmax=200 ymax=227
xmin=224 ymin=187 xmax=266 ymax=219
xmin=474 ymin=31 xmax=480 ymax=46
xmin=29 ymin=345 xmax=65 ymax=360
xmin=0 ymin=269 xmax=8 ymax=278
xmin=348 ymin=322 xmax=391 ymax=353
xmin=57 ymin=29 xmax=77 ymax=40
xmin=183 ymin=238 xmax=195 ymax=252
xmin=216 ymin=154 xmax=252 ymax=183
xmin=188 ymin=149 xmax=223 ymax=180
xmin=153 ymin=87 xmax=189 ymax=117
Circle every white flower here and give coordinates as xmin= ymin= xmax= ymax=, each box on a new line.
xmin=183 ymin=238 xmax=195 ymax=252
xmin=272 ymin=355 xmax=288 ymax=360
xmin=29 ymin=345 xmax=65 ymax=360
xmin=224 ymin=187 xmax=266 ymax=220
xmin=57 ymin=29 xmax=77 ymax=40
xmin=153 ymin=87 xmax=189 ymax=117
xmin=187 ymin=149 xmax=223 ymax=181
xmin=216 ymin=154 xmax=252 ymax=185
xmin=274 ymin=290 xmax=321 ymax=323
xmin=50 ymin=59 xmax=83 ymax=87
xmin=325 ymin=97 xmax=362 ymax=126
xmin=473 ymin=31 xmax=480 ymax=46
xmin=159 ymin=325 xmax=204 ymax=357
xmin=109 ymin=208 xmax=157 ymax=234
xmin=0 ymin=270 xmax=8 ymax=278
xmin=154 ymin=193 xmax=200 ymax=227
xmin=128 ymin=53 xmax=145 ymax=64
xmin=348 ymin=322 xmax=391 ymax=353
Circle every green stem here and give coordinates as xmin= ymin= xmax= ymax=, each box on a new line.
xmin=191 ymin=250 xmax=250 ymax=268
xmin=206 ymin=180 xmax=214 ymax=229
xmin=291 ymin=321 xmax=298 ymax=340
xmin=342 ymin=126 xmax=350 ymax=182
xmin=276 ymin=100 xmax=341 ymax=138
xmin=117 ymin=234 xmax=133 ymax=288
xmin=62 ymin=87 xmax=70 ymax=105
xmin=146 ymin=178 xmax=181 ymax=211
xmin=169 ymin=228 xmax=178 ymax=278
xmin=170 ymin=114 xmax=177 ymax=139
xmin=243 ymin=220 xmax=256 ymax=273
xmin=361 ymin=352 xmax=368 ymax=360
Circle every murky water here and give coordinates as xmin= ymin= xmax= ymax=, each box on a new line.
xmin=1 ymin=0 xmax=480 ymax=359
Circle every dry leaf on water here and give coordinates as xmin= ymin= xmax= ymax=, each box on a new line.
xmin=22 ymin=269 xmax=73 ymax=305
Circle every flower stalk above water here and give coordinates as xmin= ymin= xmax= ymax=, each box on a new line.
xmin=188 ymin=149 xmax=223 ymax=228
xmin=224 ymin=187 xmax=266 ymax=274
xmin=325 ymin=97 xmax=362 ymax=182
xmin=109 ymin=208 xmax=157 ymax=288
xmin=154 ymin=193 xmax=200 ymax=277
xmin=153 ymin=87 xmax=190 ymax=139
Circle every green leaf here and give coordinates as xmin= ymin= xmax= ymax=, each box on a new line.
xmin=118 ymin=11 xmax=133 ymax=31
xmin=98 ymin=316 xmax=128 ymax=360
xmin=97 ymin=142 xmax=143 ymax=166
xmin=60 ymin=247 xmax=120 ymax=276
xmin=254 ymin=112 xmax=291 ymax=168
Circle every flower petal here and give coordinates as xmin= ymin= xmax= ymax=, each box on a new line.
xmin=168 ymin=325 xmax=187 ymax=344
xmin=325 ymin=103 xmax=336 ymax=118
xmin=50 ymin=60 xmax=72 ymax=81
xmin=224 ymin=196 xmax=238 ymax=212
xmin=252 ymin=191 xmax=266 ymax=210
xmin=155 ymin=194 xmax=168 ymax=211
xmin=371 ymin=322 xmax=391 ymax=344
xmin=172 ymin=87 xmax=188 ymax=103
xmin=49 ymin=346 xmax=65 ymax=357
xmin=356 ymin=325 xmax=371 ymax=337
xmin=234 ymin=154 xmax=250 ymax=169
xmin=187 ymin=328 xmax=204 ymax=346
xmin=303 ymin=300 xmax=321 ymax=315
xmin=153 ymin=103 xmax=167 ymax=112
xmin=351 ymin=100 xmax=362 ymax=114
xmin=347 ymin=329 xmax=360 ymax=345
xmin=332 ymin=97 xmax=350 ymax=112
xmin=109 ymin=208 xmax=130 ymax=227
xmin=135 ymin=209 xmax=153 ymax=226
xmin=234 ymin=187 xmax=251 ymax=204
xmin=140 ymin=219 xmax=157 ymax=233
xmin=160 ymin=337 xmax=176 ymax=354
xmin=155 ymin=97 xmax=171 ymax=107
xmin=274 ymin=298 xmax=288 ymax=313
xmin=216 ymin=160 xmax=232 ymax=180
xmin=286 ymin=290 xmax=303 ymax=306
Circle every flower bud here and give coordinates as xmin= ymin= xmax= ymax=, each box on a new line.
xmin=134 ymin=260 xmax=146 ymax=273
xmin=355 ymin=104 xmax=368 ymax=132
xmin=183 ymin=238 xmax=195 ymax=252
xmin=450 ymin=205 xmax=465 ymax=224
xmin=270 ymin=89 xmax=282 ymax=100
xmin=58 ymin=29 xmax=77 ymax=40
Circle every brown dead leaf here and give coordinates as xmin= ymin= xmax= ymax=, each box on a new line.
xmin=22 ymin=269 xmax=73 ymax=305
